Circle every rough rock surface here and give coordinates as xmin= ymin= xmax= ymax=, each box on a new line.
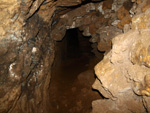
xmin=0 ymin=0 xmax=116 ymax=112
xmin=51 ymin=0 xmax=124 ymax=53
xmin=1 ymin=0 xmax=150 ymax=113
xmin=0 ymin=0 xmax=55 ymax=113
xmin=92 ymin=7 xmax=150 ymax=113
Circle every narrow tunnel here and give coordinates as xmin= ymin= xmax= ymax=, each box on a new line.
xmin=1 ymin=0 xmax=150 ymax=113
xmin=49 ymin=28 xmax=103 ymax=113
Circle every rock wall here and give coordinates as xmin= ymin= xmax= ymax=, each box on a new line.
xmin=0 ymin=0 xmax=104 ymax=112
xmin=1 ymin=0 xmax=150 ymax=113
xmin=92 ymin=0 xmax=150 ymax=113
xmin=0 ymin=0 xmax=55 ymax=112
xmin=51 ymin=0 xmax=124 ymax=56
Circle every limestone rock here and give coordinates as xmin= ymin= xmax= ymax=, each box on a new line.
xmin=132 ymin=9 xmax=150 ymax=30
xmin=92 ymin=8 xmax=150 ymax=113
xmin=92 ymin=91 xmax=145 ymax=113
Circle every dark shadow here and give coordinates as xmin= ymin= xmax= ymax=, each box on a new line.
xmin=57 ymin=0 xmax=104 ymax=9
xmin=92 ymin=89 xmax=105 ymax=99
xmin=50 ymin=28 xmax=104 ymax=113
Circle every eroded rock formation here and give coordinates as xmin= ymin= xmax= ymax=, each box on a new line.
xmin=0 ymin=0 xmax=150 ymax=113
xmin=0 ymin=0 xmax=55 ymax=112
xmin=92 ymin=1 xmax=150 ymax=113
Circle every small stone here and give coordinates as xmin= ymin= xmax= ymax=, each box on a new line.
xmin=123 ymin=24 xmax=131 ymax=33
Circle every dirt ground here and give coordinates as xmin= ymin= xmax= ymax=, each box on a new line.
xmin=49 ymin=54 xmax=102 ymax=113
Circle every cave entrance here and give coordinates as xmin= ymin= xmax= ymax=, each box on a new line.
xmin=49 ymin=28 xmax=103 ymax=113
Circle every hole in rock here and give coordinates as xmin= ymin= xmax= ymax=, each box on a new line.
xmin=49 ymin=28 xmax=104 ymax=113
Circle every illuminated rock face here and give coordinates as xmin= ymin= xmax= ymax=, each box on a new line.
xmin=92 ymin=8 xmax=150 ymax=113
xmin=0 ymin=0 xmax=150 ymax=113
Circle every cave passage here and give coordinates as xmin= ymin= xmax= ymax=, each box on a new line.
xmin=49 ymin=28 xmax=103 ymax=113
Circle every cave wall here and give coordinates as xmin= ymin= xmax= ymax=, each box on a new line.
xmin=0 ymin=0 xmax=55 ymax=112
xmin=92 ymin=0 xmax=150 ymax=113
xmin=0 ymin=0 xmax=150 ymax=113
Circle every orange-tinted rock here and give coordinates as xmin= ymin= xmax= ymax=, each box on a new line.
xmin=102 ymin=0 xmax=113 ymax=10
xmin=117 ymin=6 xmax=129 ymax=20
xmin=117 ymin=0 xmax=133 ymax=29
xmin=117 ymin=15 xmax=132 ymax=29
xmin=137 ymin=0 xmax=142 ymax=4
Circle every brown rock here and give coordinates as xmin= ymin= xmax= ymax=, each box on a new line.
xmin=132 ymin=9 xmax=150 ymax=29
xmin=38 ymin=2 xmax=56 ymax=22
xmin=102 ymin=0 xmax=113 ymax=10
xmin=96 ymin=26 xmax=122 ymax=51
xmin=117 ymin=6 xmax=129 ymax=20
xmin=56 ymin=0 xmax=82 ymax=6
xmin=92 ymin=91 xmax=145 ymax=113
xmin=2 ymin=0 xmax=150 ymax=113
xmin=142 ymin=0 xmax=150 ymax=12
xmin=117 ymin=15 xmax=132 ymax=29
xmin=93 ymin=24 xmax=150 ymax=113
xmin=89 ymin=24 xmax=97 ymax=35
xmin=143 ymin=96 xmax=150 ymax=112
xmin=116 ymin=1 xmax=133 ymax=29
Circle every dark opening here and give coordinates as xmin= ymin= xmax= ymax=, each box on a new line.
xmin=49 ymin=28 xmax=103 ymax=113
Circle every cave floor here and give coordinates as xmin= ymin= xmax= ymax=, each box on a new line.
xmin=49 ymin=54 xmax=102 ymax=113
